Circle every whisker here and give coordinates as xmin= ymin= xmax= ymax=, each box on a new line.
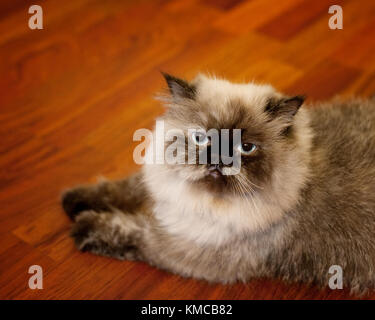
xmin=234 ymin=175 xmax=259 ymax=215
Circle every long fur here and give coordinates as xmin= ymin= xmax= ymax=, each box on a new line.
xmin=62 ymin=74 xmax=375 ymax=294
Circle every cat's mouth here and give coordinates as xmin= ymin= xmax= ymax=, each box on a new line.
xmin=207 ymin=164 xmax=224 ymax=179
xmin=193 ymin=167 xmax=229 ymax=194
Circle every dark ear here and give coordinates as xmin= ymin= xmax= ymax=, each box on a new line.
xmin=162 ymin=72 xmax=196 ymax=100
xmin=265 ymin=95 xmax=305 ymax=119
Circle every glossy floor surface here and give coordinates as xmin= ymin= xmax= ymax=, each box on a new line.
xmin=1 ymin=0 xmax=375 ymax=299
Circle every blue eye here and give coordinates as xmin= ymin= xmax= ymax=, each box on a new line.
xmin=191 ymin=132 xmax=209 ymax=146
xmin=237 ymin=143 xmax=257 ymax=155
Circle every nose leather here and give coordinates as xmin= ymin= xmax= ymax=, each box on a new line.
xmin=208 ymin=164 xmax=223 ymax=178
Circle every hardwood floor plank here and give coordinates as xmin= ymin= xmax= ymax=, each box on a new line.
xmin=286 ymin=59 xmax=361 ymax=100
xmin=270 ymin=0 xmax=375 ymax=70
xmin=258 ymin=0 xmax=346 ymax=41
xmin=213 ymin=0 xmax=305 ymax=35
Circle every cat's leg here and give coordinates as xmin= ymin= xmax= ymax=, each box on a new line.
xmin=71 ymin=209 xmax=148 ymax=261
xmin=63 ymin=171 xmax=155 ymax=261
xmin=62 ymin=172 xmax=145 ymax=220
xmin=69 ymin=201 xmax=251 ymax=282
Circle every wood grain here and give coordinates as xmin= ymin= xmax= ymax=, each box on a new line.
xmin=1 ymin=0 xmax=375 ymax=300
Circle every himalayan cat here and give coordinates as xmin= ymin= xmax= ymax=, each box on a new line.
xmin=62 ymin=73 xmax=375 ymax=294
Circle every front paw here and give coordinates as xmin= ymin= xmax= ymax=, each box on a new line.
xmin=62 ymin=188 xmax=91 ymax=220
xmin=70 ymin=211 xmax=115 ymax=256
xmin=71 ymin=211 xmax=141 ymax=261
xmin=70 ymin=211 xmax=101 ymax=249
xmin=62 ymin=185 xmax=109 ymax=220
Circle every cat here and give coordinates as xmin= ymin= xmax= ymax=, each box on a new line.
xmin=62 ymin=73 xmax=375 ymax=294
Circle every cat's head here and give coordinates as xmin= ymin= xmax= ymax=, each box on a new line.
xmin=152 ymin=73 xmax=309 ymax=199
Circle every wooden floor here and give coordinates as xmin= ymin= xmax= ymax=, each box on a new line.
xmin=1 ymin=0 xmax=375 ymax=300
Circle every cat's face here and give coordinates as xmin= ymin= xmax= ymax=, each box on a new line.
xmin=158 ymin=73 xmax=305 ymax=197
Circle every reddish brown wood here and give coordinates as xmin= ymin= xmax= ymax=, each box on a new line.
xmin=0 ymin=0 xmax=374 ymax=299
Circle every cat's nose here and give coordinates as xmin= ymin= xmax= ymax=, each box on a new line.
xmin=208 ymin=164 xmax=223 ymax=178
